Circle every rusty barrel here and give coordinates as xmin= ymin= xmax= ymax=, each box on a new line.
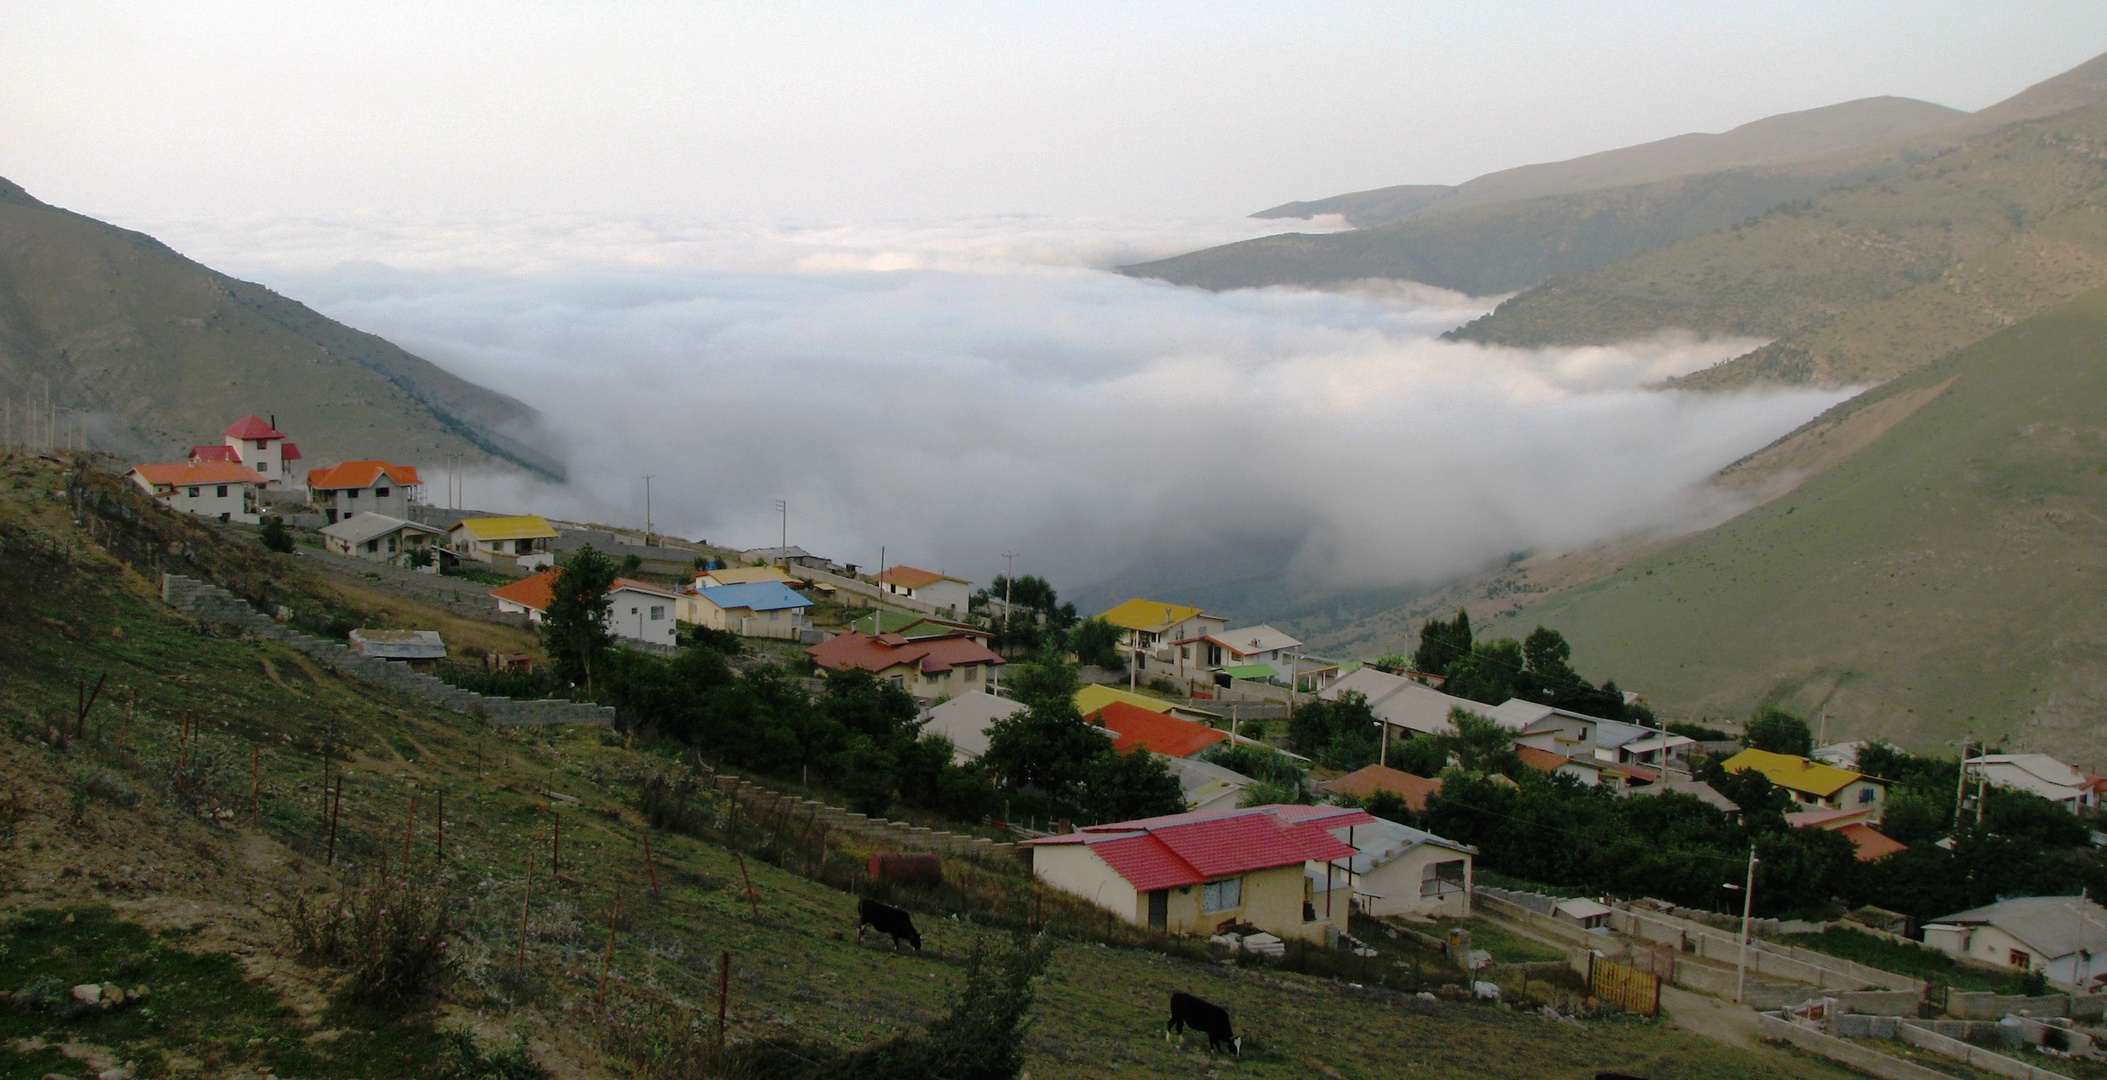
xmin=868 ymin=852 xmax=942 ymax=885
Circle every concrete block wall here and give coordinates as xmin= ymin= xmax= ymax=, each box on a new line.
xmin=1949 ymin=992 xmax=2107 ymax=1022
xmin=1613 ymin=903 xmax=1924 ymax=993
xmin=1896 ymin=1021 xmax=2077 ymax=1080
xmin=1756 ymin=1012 xmax=1957 ymax=1080
xmin=162 ymin=573 xmax=615 ymax=728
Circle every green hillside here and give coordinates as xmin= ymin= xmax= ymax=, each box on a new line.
xmin=0 ymin=178 xmax=562 ymax=477
xmin=1474 ymin=286 xmax=2107 ymax=759
xmin=1127 ymin=52 xmax=2107 ymax=297
xmin=0 ymin=453 xmax=1849 ymax=1080
xmin=1451 ymin=100 xmax=2107 ymax=348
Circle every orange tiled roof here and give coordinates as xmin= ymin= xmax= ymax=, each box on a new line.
xmin=130 ymin=461 xmax=266 ymax=487
xmin=1837 ymin=823 xmax=1908 ymax=862
xmin=308 ymin=460 xmax=422 ymax=490
xmin=489 ymin=570 xmax=560 ymax=612
xmin=1088 ymin=701 xmax=1229 ymax=758
xmin=878 ymin=565 xmax=952 ymax=590
xmin=1322 ymin=764 xmax=1444 ymax=811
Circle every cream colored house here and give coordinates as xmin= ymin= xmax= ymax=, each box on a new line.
xmin=127 ymin=461 xmax=264 ymax=524
xmin=1332 ymin=817 xmax=1475 ymax=919
xmin=1020 ymin=804 xmax=1373 ymax=943
xmin=448 ymin=516 xmax=560 ymax=570
xmin=878 ymin=565 xmax=973 ymax=613
xmin=1924 ymin=896 xmax=2107 ymax=990
xmin=679 ymin=581 xmax=813 ymax=640
xmin=805 ymin=631 xmax=1005 ymax=701
xmin=1720 ymin=748 xmax=1887 ymax=822
xmin=695 ymin=565 xmax=799 ymax=589
xmin=319 ymin=512 xmax=446 ymax=564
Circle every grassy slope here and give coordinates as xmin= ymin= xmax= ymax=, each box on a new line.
xmin=1473 ymin=286 xmax=2107 ymax=758
xmin=0 ymin=177 xmax=561 ymax=477
xmin=1451 ymin=101 xmax=2107 ymax=347
xmin=0 ymin=456 xmax=1858 ymax=1080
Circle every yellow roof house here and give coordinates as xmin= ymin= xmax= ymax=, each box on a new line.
xmin=1075 ymin=684 xmax=1177 ymax=719
xmin=1721 ymin=748 xmax=1888 ymax=819
xmin=1097 ymin=599 xmax=1207 ymax=635
xmin=450 ymin=515 xmax=559 ymax=542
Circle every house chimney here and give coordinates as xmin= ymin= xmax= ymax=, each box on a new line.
xmin=269 ymin=414 xmax=275 ymax=430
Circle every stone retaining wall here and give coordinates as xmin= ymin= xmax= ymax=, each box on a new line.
xmin=162 ymin=573 xmax=614 ymax=727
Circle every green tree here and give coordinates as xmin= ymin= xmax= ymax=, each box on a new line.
xmin=1442 ymin=638 xmax=1523 ymax=705
xmin=258 ymin=515 xmax=294 ymax=554
xmin=1069 ymin=617 xmax=1123 ymax=669
xmin=1521 ymin=626 xmax=1577 ymax=687
xmin=1412 ymin=609 xmax=1473 ymax=676
xmin=1287 ymin=691 xmax=1381 ymax=769
xmin=544 ymin=545 xmax=618 ymax=694
xmin=982 ymin=657 xmax=1105 ymax=801
xmin=820 ymin=667 xmax=919 ymax=742
xmin=1081 ymin=748 xmax=1185 ymax=823
xmin=1446 ymin=708 xmax=1524 ymax=776
xmin=1744 ymin=706 xmax=1814 ymax=756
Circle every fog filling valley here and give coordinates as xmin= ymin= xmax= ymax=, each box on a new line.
xmin=156 ymin=212 xmax=1853 ymax=617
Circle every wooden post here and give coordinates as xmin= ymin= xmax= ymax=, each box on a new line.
xmin=597 ymin=895 xmax=620 ymax=1008
xmin=737 ymin=853 xmax=759 ymax=920
xmin=716 ymin=950 xmax=731 ymax=1047
xmin=643 ymin=831 xmax=659 ymax=894
xmin=325 ymin=780 xmax=343 ymax=866
xmin=517 ymin=840 xmax=535 ymax=970
xmin=402 ymin=797 xmax=417 ymax=868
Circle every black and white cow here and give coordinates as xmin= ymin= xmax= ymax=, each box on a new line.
xmin=1166 ymin=991 xmax=1239 ymax=1056
xmin=856 ymin=898 xmax=922 ymax=951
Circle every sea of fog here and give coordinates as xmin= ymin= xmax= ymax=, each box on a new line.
xmin=142 ymin=210 xmax=1852 ymax=620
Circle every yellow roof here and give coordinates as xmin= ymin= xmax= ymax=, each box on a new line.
xmin=450 ymin=515 xmax=559 ymax=542
xmin=698 ymin=565 xmax=796 ymax=586
xmin=1074 ymin=684 xmax=1175 ymax=718
xmin=1097 ymin=598 xmax=1205 ymax=634
xmin=1720 ymin=748 xmax=1863 ymax=798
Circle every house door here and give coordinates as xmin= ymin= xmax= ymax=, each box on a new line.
xmin=1148 ymin=890 xmax=1168 ymax=931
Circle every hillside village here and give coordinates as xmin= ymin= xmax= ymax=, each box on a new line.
xmin=0 ymin=409 xmax=2093 ymax=1077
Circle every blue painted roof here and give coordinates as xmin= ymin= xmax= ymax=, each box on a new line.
xmin=696 ymin=581 xmax=813 ymax=612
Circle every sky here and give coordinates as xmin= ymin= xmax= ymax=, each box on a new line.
xmin=5 ymin=2 xmax=2107 ymax=222
xmin=5 ymin=3 xmax=2103 ymax=616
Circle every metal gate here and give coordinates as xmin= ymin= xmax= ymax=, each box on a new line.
xmin=1589 ymin=954 xmax=1662 ymax=1017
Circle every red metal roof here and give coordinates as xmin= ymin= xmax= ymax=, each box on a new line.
xmin=188 ymin=444 xmax=238 ymax=463
xmin=1089 ymin=701 xmax=1228 ymax=758
xmin=877 ymin=564 xmax=951 ymax=589
xmin=1024 ymin=804 xmax=1371 ymax=892
xmin=222 ymin=415 xmax=286 ymax=440
xmin=1837 ymin=823 xmax=1907 ymax=862
xmin=805 ymin=630 xmax=1004 ymax=676
xmin=281 ymin=441 xmax=301 ymax=461
xmin=307 ymin=460 xmax=423 ymax=490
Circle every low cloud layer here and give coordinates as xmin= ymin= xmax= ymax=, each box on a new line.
xmin=172 ymin=213 xmax=1850 ymax=615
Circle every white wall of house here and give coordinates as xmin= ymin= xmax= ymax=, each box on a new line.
xmin=1355 ymin=848 xmax=1473 ymax=919
xmin=496 ymin=598 xmax=547 ymax=626
xmin=609 ymin=587 xmax=678 ymax=647
xmin=325 ymin=526 xmax=441 ymax=564
xmin=225 ymin=435 xmax=290 ymax=489
xmin=145 ymin=478 xmax=259 ymax=523
xmin=319 ymin=481 xmax=413 ymax=523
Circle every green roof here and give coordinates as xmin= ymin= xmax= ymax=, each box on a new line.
xmin=1221 ymin=664 xmax=1278 ymax=681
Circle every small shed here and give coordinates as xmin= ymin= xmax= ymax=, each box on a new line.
xmin=1553 ymin=897 xmax=1614 ymax=930
xmin=348 ymin=629 xmax=447 ymax=671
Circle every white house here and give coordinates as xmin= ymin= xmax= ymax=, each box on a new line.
xmin=127 ymin=461 xmax=264 ymax=523
xmin=319 ymin=512 xmax=446 ymax=565
xmin=1330 ymin=817 xmax=1476 ymax=919
xmin=449 ymin=516 xmax=559 ymax=570
xmin=1966 ymin=754 xmax=2105 ymax=812
xmin=877 ymin=565 xmax=973 ymax=613
xmin=1320 ymin=667 xmax=1484 ymax=740
xmin=1165 ymin=756 xmax=1257 ymax=815
xmin=609 ymin=579 xmax=679 ymax=647
xmin=1096 ymin=599 xmax=1230 ymax=682
xmin=188 ymin=415 xmax=301 ymax=490
xmin=921 ymin=693 xmax=1026 ymax=764
xmin=308 ymin=461 xmax=423 ymax=524
xmin=678 ymin=581 xmax=814 ymax=640
xmin=1923 ymin=896 xmax=2107 ymax=991
xmin=487 ymin=570 xmax=677 ymax=647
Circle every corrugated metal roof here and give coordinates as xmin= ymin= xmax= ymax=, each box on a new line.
xmin=320 ymin=512 xmax=445 ymax=546
xmin=451 ymin=515 xmax=559 ymax=542
xmin=695 ymin=581 xmax=813 ymax=612
xmin=1720 ymin=748 xmax=1863 ymax=798
xmin=1090 ymin=702 xmax=1227 ymax=758
xmin=1928 ymin=895 xmax=2107 ymax=959
xmin=1024 ymin=804 xmax=1370 ymax=893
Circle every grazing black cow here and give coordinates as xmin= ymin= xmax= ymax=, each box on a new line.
xmin=1165 ymin=991 xmax=1239 ymax=1056
xmin=856 ymin=899 xmax=922 ymax=951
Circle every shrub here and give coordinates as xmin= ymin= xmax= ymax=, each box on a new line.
xmin=258 ymin=515 xmax=295 ymax=554
xmin=278 ymin=871 xmax=458 ymax=1005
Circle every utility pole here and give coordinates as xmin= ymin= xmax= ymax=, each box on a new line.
xmin=1956 ymin=737 xmax=1972 ymax=827
xmin=643 ymin=475 xmax=655 ymax=546
xmin=1733 ymin=847 xmax=1760 ymax=1003
xmin=775 ymin=499 xmax=787 ymax=552
xmin=999 ymin=550 xmax=1019 ymax=641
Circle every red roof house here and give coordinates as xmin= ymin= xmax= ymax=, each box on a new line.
xmin=1088 ymin=701 xmax=1228 ymax=758
xmin=1022 ymin=804 xmax=1374 ymax=942
xmin=186 ymin=415 xmax=300 ymax=488
xmin=805 ymin=630 xmax=1004 ymax=699
xmin=1321 ymin=764 xmax=1445 ymax=812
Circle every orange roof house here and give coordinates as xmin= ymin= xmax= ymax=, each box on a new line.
xmin=1087 ymin=701 xmax=1229 ymax=758
xmin=1322 ymin=764 xmax=1445 ymax=812
xmin=130 ymin=461 xmax=266 ymax=489
xmin=127 ymin=460 xmax=266 ymax=523
xmin=490 ymin=570 xmax=560 ymax=619
xmin=875 ymin=564 xmax=973 ymax=612
xmin=308 ymin=461 xmax=425 ymax=524
xmin=805 ymin=630 xmax=1003 ymax=699
xmin=307 ymin=461 xmax=423 ymax=490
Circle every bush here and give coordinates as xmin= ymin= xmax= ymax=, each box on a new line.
xmin=278 ymin=871 xmax=458 ymax=1005
xmin=258 ymin=515 xmax=295 ymax=554
xmin=437 ymin=1027 xmax=547 ymax=1080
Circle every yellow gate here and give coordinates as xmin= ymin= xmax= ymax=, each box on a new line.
xmin=1589 ymin=954 xmax=1661 ymax=1017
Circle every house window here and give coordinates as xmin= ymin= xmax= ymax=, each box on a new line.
xmin=1201 ymin=878 xmax=1242 ymax=913
xmin=367 ymin=540 xmax=380 ymax=553
xmin=216 ymin=485 xmax=228 ymax=497
xmin=1180 ymin=646 xmax=1190 ymax=660
xmin=2010 ymin=949 xmax=2033 ymax=968
xmin=387 ymin=538 xmax=397 ymax=553
xmin=254 ymin=439 xmax=266 ymax=450
xmin=347 ymin=489 xmax=359 ymax=498
xmin=188 ymin=487 xmax=200 ymax=497
xmin=516 ymin=540 xmax=533 ymax=554
xmin=889 ymin=675 xmax=905 ymax=690
xmin=256 ymin=461 xmax=266 ymax=473
xmin=1858 ymin=787 xmax=1876 ymax=805
xmin=1207 ymin=645 xmax=1223 ymax=666
xmin=1421 ymin=860 xmax=1468 ymax=897
xmin=649 ymin=605 xmax=665 ymax=620
xmin=376 ymin=487 xmax=390 ymax=498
